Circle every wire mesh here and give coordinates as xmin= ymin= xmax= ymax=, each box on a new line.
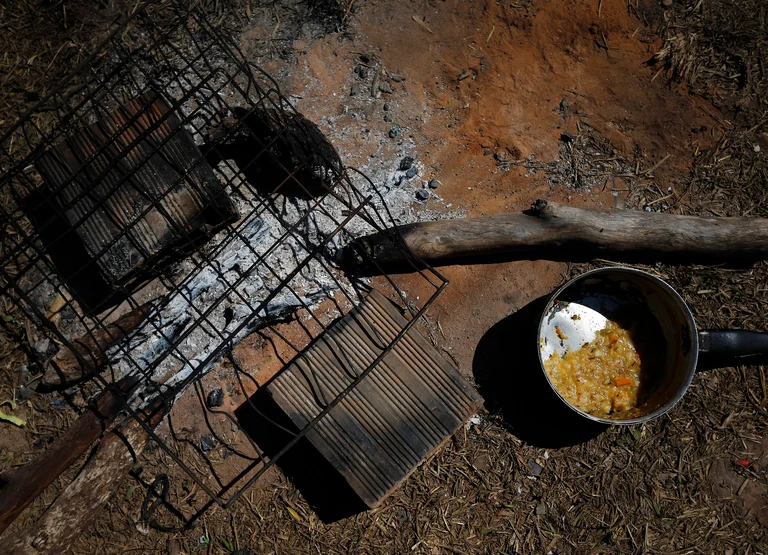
xmin=0 ymin=0 xmax=447 ymax=525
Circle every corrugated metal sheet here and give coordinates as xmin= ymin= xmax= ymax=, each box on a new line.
xmin=268 ymin=289 xmax=483 ymax=508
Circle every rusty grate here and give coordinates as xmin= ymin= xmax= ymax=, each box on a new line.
xmin=0 ymin=0 xmax=449 ymax=526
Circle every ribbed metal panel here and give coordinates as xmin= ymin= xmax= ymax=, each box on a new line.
xmin=268 ymin=289 xmax=483 ymax=508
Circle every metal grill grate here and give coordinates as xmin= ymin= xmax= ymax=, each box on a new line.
xmin=0 ymin=0 xmax=447 ymax=524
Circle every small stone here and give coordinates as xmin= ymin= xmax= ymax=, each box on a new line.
xmin=383 ymin=103 xmax=390 ymax=111
xmin=483 ymin=148 xmax=492 ymax=156
xmin=662 ymin=0 xmax=673 ymax=6
xmin=206 ymin=388 xmax=224 ymax=409
xmin=378 ymin=81 xmax=394 ymax=94
xmin=384 ymin=112 xmax=393 ymax=123
xmin=18 ymin=386 xmax=34 ymax=401
xmin=527 ymin=459 xmax=543 ymax=476
xmin=755 ymin=144 xmax=761 ymax=153
xmin=473 ymin=454 xmax=490 ymax=472
xmin=389 ymin=127 xmax=399 ymax=138
xmin=349 ymin=85 xmax=360 ymax=96
xmin=535 ymin=501 xmax=547 ymax=516
xmin=416 ymin=189 xmax=430 ymax=201
xmin=391 ymin=74 xmax=405 ymax=83
xmin=18 ymin=364 xmax=33 ymax=387
xmin=200 ymin=435 xmax=217 ymax=452
xmin=34 ymin=338 xmax=50 ymax=354
xmin=399 ymin=156 xmax=414 ymax=171
xmin=428 ymin=179 xmax=441 ymax=189
xmin=50 ymin=398 xmax=67 ymax=410
xmin=405 ymin=165 xmax=418 ymax=179
xmin=359 ymin=53 xmax=371 ymax=64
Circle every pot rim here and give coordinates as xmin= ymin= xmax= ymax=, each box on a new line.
xmin=537 ymin=266 xmax=699 ymax=425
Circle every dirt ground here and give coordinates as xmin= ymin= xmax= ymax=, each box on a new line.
xmin=1 ymin=0 xmax=767 ymax=553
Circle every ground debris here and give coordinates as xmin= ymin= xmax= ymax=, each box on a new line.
xmin=515 ymin=125 xmax=641 ymax=193
xmin=654 ymin=0 xmax=768 ymax=112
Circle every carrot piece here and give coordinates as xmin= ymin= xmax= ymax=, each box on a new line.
xmin=612 ymin=376 xmax=633 ymax=387
xmin=610 ymin=334 xmax=619 ymax=342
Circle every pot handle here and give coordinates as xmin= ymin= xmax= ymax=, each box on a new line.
xmin=698 ymin=329 xmax=768 ymax=370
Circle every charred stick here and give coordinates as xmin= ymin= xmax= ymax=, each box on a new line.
xmin=0 ymin=376 xmax=138 ymax=536
xmin=5 ymin=399 xmax=167 ymax=555
xmin=41 ymin=303 xmax=152 ymax=389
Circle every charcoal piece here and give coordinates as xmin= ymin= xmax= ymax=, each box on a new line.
xmin=200 ymin=435 xmax=217 ymax=452
xmin=203 ymin=106 xmax=343 ymax=200
xmin=206 ymin=388 xmax=224 ymax=409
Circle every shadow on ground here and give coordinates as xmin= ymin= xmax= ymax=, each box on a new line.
xmin=235 ymin=390 xmax=368 ymax=523
xmin=472 ymin=294 xmax=608 ymax=448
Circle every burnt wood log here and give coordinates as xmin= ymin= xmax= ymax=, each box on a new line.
xmin=351 ymin=199 xmax=768 ymax=266
xmin=0 ymin=377 xmax=138 ymax=537
xmin=41 ymin=303 xmax=152 ymax=389
xmin=4 ymin=402 xmax=166 ymax=555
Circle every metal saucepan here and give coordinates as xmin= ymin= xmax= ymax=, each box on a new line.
xmin=537 ymin=267 xmax=768 ymax=425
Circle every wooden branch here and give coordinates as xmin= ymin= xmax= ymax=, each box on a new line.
xmin=3 ymin=321 xmax=289 ymax=553
xmin=5 ymin=404 xmax=165 ymax=555
xmin=0 ymin=377 xmax=137 ymax=537
xmin=41 ymin=303 xmax=152 ymax=389
xmin=352 ymin=199 xmax=768 ymax=266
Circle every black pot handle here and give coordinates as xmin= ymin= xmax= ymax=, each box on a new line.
xmin=697 ymin=329 xmax=768 ymax=371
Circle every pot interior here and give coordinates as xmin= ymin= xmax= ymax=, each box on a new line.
xmin=538 ymin=267 xmax=698 ymax=424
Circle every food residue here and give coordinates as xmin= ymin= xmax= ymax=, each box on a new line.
xmin=544 ymin=319 xmax=642 ymax=417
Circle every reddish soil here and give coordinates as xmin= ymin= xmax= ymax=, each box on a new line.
xmin=163 ymin=0 xmax=725 ymax=495
xmin=247 ymin=0 xmax=715 ymax=372
xmin=160 ymin=0 xmax=728 ymax=517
